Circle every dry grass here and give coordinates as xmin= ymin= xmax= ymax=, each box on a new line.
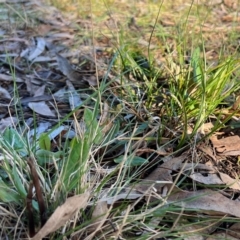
xmin=1 ymin=0 xmax=240 ymax=239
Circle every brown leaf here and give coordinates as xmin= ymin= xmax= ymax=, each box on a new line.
xmin=55 ymin=53 xmax=88 ymax=87
xmin=168 ymin=189 xmax=240 ymax=218
xmin=228 ymin=222 xmax=240 ymax=239
xmin=219 ymin=172 xmax=240 ymax=190
xmin=32 ymin=192 xmax=90 ymax=240
xmin=206 ymin=232 xmax=239 ymax=240
xmin=27 ymin=158 xmax=46 ymax=227
xmin=100 ymin=188 xmax=143 ymax=205
xmin=26 ymin=182 xmax=35 ymax=237
xmin=190 ymin=172 xmax=224 ymax=185
xmin=135 ymin=154 xmax=187 ymax=193
xmin=210 ymin=135 xmax=240 ymax=154
xmin=224 ymin=0 xmax=238 ymax=9
xmin=87 ymin=201 xmax=109 ymax=235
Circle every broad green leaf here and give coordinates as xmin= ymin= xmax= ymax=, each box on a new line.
xmin=114 ymin=155 xmax=148 ymax=166
xmin=135 ymin=122 xmax=148 ymax=135
xmin=191 ymin=47 xmax=202 ymax=83
xmin=84 ymin=108 xmax=94 ymax=127
xmin=3 ymin=128 xmax=25 ymax=150
xmin=12 ymin=165 xmax=27 ymax=198
xmin=62 ymin=137 xmax=90 ymax=191
xmin=0 ymin=180 xmax=21 ymax=203
xmin=36 ymin=149 xmax=63 ymax=165
xmin=83 ymin=108 xmax=103 ymax=144
xmin=39 ymin=133 xmax=51 ymax=151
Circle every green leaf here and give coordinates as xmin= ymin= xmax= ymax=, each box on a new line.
xmin=61 ymin=137 xmax=90 ymax=191
xmin=39 ymin=133 xmax=51 ymax=151
xmin=114 ymin=155 xmax=148 ymax=166
xmin=191 ymin=47 xmax=202 ymax=83
xmin=84 ymin=108 xmax=94 ymax=127
xmin=83 ymin=108 xmax=103 ymax=144
xmin=3 ymin=128 xmax=25 ymax=150
xmin=36 ymin=149 xmax=63 ymax=165
xmin=0 ymin=179 xmax=21 ymax=203
xmin=12 ymin=165 xmax=27 ymax=198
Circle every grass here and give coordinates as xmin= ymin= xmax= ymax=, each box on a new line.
xmin=1 ymin=0 xmax=240 ymax=239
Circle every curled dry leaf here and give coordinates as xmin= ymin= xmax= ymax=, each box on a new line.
xmin=210 ymin=135 xmax=240 ymax=155
xmin=28 ymin=37 xmax=46 ymax=61
xmin=99 ymin=102 xmax=109 ymax=125
xmin=32 ymin=192 xmax=90 ymax=240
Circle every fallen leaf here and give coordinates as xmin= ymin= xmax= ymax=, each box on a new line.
xmin=210 ymin=135 xmax=240 ymax=153
xmin=219 ymin=172 xmax=240 ymax=190
xmin=28 ymin=122 xmax=51 ymax=139
xmin=20 ymin=95 xmax=53 ymax=105
xmin=28 ymin=102 xmax=56 ymax=117
xmin=34 ymin=85 xmax=46 ymax=97
xmin=21 ymin=37 xmax=46 ymax=61
xmin=66 ymin=80 xmax=82 ymax=109
xmin=135 ymin=154 xmax=188 ymax=193
xmin=224 ymin=0 xmax=238 ymax=10
xmin=99 ymin=188 xmax=143 ymax=205
xmin=0 ymin=87 xmax=11 ymax=99
xmin=228 ymin=222 xmax=240 ymax=239
xmin=87 ymin=201 xmax=108 ymax=233
xmin=206 ymin=232 xmax=239 ymax=240
xmin=99 ymin=102 xmax=109 ymax=125
xmin=32 ymin=192 xmax=90 ymax=240
xmin=190 ymin=172 xmax=224 ymax=185
xmin=56 ymin=53 xmax=88 ymax=87
xmin=0 ymin=73 xmax=23 ymax=82
xmin=27 ymin=158 xmax=46 ymax=227
xmin=0 ymin=117 xmax=18 ymax=132
xmin=168 ymin=189 xmax=240 ymax=218
xmin=28 ymin=37 xmax=46 ymax=61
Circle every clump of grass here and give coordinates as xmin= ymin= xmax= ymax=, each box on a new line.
xmin=1 ymin=0 xmax=240 ymax=239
